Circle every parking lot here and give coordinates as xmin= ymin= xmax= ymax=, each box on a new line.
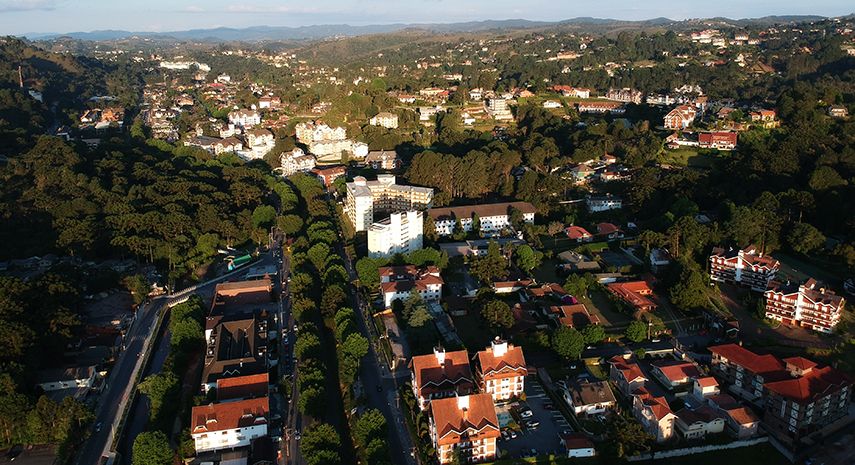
xmin=498 ymin=376 xmax=573 ymax=459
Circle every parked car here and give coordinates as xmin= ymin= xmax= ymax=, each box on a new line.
xmin=543 ymin=402 xmax=554 ymax=410
xmin=519 ymin=409 xmax=534 ymax=419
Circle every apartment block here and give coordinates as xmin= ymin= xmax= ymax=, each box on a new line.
xmin=346 ymin=175 xmax=434 ymax=232
xmin=709 ymin=245 xmax=780 ymax=291
xmin=430 ymin=394 xmax=500 ymax=464
xmin=428 ymin=202 xmax=536 ymax=237
xmin=410 ymin=347 xmax=474 ymax=410
xmin=368 ymin=211 xmax=424 ymax=258
xmin=475 ymin=338 xmax=527 ymax=401
xmin=764 ymin=278 xmax=845 ymax=333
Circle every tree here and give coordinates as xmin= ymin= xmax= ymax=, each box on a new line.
xmin=251 ymin=205 xmax=277 ymax=229
xmin=132 ymin=431 xmax=173 ymax=465
xmin=625 ymin=320 xmax=648 ymax=343
xmin=424 ymin=214 xmax=439 ymax=242
xmin=406 ymin=297 xmax=433 ymax=328
xmin=547 ymin=221 xmax=565 ymax=237
xmin=480 ymin=300 xmax=514 ymax=329
xmin=564 ymin=273 xmax=594 ymax=298
xmin=472 ymin=214 xmax=482 ymax=237
xmin=122 ymin=274 xmax=149 ymax=305
xmin=138 ymin=372 xmax=178 ymax=423
xmin=607 ymin=414 xmax=652 ymax=458
xmin=787 ymin=222 xmax=826 ymax=255
xmin=278 ymin=214 xmax=304 ymax=236
xmin=669 ymin=261 xmax=709 ymax=311
xmin=514 ymin=245 xmax=543 ymax=272
xmin=302 ymin=423 xmax=342 ymax=465
xmin=551 ymin=327 xmax=585 ymax=360
xmin=582 ymin=324 xmax=606 ymax=344
xmin=355 ymin=257 xmax=381 ymax=289
xmin=469 ymin=241 xmax=508 ymax=283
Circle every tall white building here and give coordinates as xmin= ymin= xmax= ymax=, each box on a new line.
xmin=368 ymin=211 xmax=424 ymax=258
xmin=228 ymin=109 xmax=261 ymax=129
xmin=346 ymin=175 xmax=434 ymax=232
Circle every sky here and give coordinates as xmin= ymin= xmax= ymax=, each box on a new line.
xmin=1 ymin=0 xmax=853 ymax=35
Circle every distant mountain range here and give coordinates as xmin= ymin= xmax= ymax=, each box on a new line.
xmin=22 ymin=15 xmax=831 ymax=42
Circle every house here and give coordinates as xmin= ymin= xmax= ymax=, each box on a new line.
xmin=649 ymin=248 xmax=672 ymax=274
xmin=827 ymin=105 xmax=848 ymax=118
xmin=563 ymin=380 xmax=616 ymax=415
xmin=468 ymin=88 xmax=483 ymax=100
xmin=279 ymin=148 xmax=316 ymax=176
xmin=213 ymin=137 xmax=243 ymax=155
xmin=565 ymin=225 xmax=593 ymax=242
xmin=607 ymin=281 xmax=657 ymax=312
xmin=246 ymin=128 xmax=274 ymax=148
xmin=596 ymin=222 xmax=623 ymax=240
xmin=365 ymin=150 xmax=398 ymax=170
xmin=378 ymin=265 xmax=443 ymax=308
xmin=228 ymin=109 xmax=261 ymax=128
xmin=568 ymin=164 xmax=595 ymax=183
xmin=562 ymin=433 xmax=596 ymax=458
xmin=716 ymin=403 xmax=760 ymax=439
xmin=370 ymin=112 xmax=399 ymax=129
xmin=191 ymin=397 xmax=269 ymax=453
xmin=311 ymin=165 xmax=346 ymax=188
xmin=664 ymin=105 xmax=697 ymax=130
xmin=428 ymin=202 xmax=536 ymax=237
xmin=543 ymin=100 xmax=563 ymax=109
xmin=429 ymin=394 xmax=500 ymax=464
xmin=36 ymin=366 xmax=97 ymax=392
xmin=410 ymin=347 xmax=474 ymax=410
xmin=474 ymin=338 xmax=527 ymax=401
xmin=674 ymin=407 xmax=726 ymax=440
xmin=632 ymin=387 xmax=678 ymax=442
xmin=708 ymin=343 xmax=788 ymax=402
xmin=698 ymin=131 xmax=737 ymax=150
xmin=692 ymin=377 xmax=721 ymax=400
xmin=608 ymin=355 xmax=648 ymax=396
xmin=216 ymin=373 xmax=269 ymax=402
xmin=586 ymin=195 xmax=622 ymax=213
xmin=764 ymin=278 xmax=845 ymax=333
xmin=709 ymin=245 xmax=779 ymax=292
xmin=492 ymin=278 xmax=534 ymax=294
xmin=551 ymin=304 xmax=600 ymax=328
xmin=524 ymin=283 xmax=568 ymax=302
xmin=762 ymin=356 xmax=852 ymax=444
xmin=368 ymin=211 xmax=424 ymax=258
xmin=577 ymin=102 xmax=625 ymax=114
xmin=650 ymin=360 xmax=701 ymax=389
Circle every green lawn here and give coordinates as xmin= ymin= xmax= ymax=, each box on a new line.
xmin=580 ymin=290 xmax=632 ymax=328
xmin=659 ymin=149 xmax=718 ymax=169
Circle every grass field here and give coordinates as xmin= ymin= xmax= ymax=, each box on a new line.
xmin=659 ymin=149 xmax=718 ymax=169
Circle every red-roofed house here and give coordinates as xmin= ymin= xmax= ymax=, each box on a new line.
xmin=410 ymin=347 xmax=474 ymax=410
xmin=430 ymin=394 xmax=500 ymax=464
xmin=551 ymin=304 xmax=601 ymax=328
xmin=698 ymin=131 xmax=737 ymax=150
xmin=379 ymin=265 xmax=444 ymax=307
xmin=608 ymin=355 xmax=648 ymax=396
xmin=709 ymin=344 xmax=787 ymax=402
xmin=565 ymin=225 xmax=593 ymax=242
xmin=764 ymin=278 xmax=846 ymax=333
xmin=607 ymin=281 xmax=657 ymax=312
xmin=664 ymin=105 xmax=697 ymax=129
xmin=191 ymin=397 xmax=269 ymax=453
xmin=632 ymin=387 xmax=677 ymax=442
xmin=474 ymin=338 xmax=527 ymax=401
xmin=651 ymin=360 xmax=702 ymax=389
xmin=709 ymin=246 xmax=779 ymax=291
xmin=562 ymin=433 xmax=596 ymax=458
xmin=692 ymin=377 xmax=721 ymax=399
xmin=596 ymin=222 xmax=623 ymax=240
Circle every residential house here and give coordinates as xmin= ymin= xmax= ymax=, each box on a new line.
xmin=216 ymin=373 xmax=269 ymax=402
xmin=428 ymin=202 xmax=536 ymax=237
xmin=709 ymin=245 xmax=780 ymax=292
xmin=378 ymin=265 xmax=443 ymax=307
xmin=608 ymin=355 xmax=648 ymax=396
xmin=764 ymin=278 xmax=845 ymax=333
xmin=429 ymin=394 xmax=500 ymax=464
xmin=632 ymin=387 xmax=678 ymax=442
xmin=36 ymin=366 xmax=97 ymax=392
xmin=410 ymin=347 xmax=474 ymax=410
xmin=749 ymin=109 xmax=777 ymax=128
xmin=586 ymin=194 xmax=622 ymax=213
xmin=674 ymin=407 xmax=726 ymax=440
xmin=543 ymin=100 xmax=562 ymax=109
xmin=551 ymin=304 xmax=600 ymax=329
xmin=370 ymin=112 xmax=399 ymax=129
xmin=651 ymin=360 xmax=702 ymax=390
xmin=606 ymin=88 xmax=643 ymax=104
xmin=563 ymin=380 xmax=616 ymax=415
xmin=698 ymin=131 xmax=737 ymax=150
xmin=649 ymin=248 xmax=672 ymax=274
xmin=719 ymin=405 xmax=761 ymax=439
xmin=191 ymin=397 xmax=269 ymax=453
xmin=562 ymin=433 xmax=596 ymax=458
xmin=607 ymin=281 xmax=657 ymax=313
xmin=596 ymin=222 xmax=623 ymax=240
xmin=474 ymin=338 xmax=527 ymax=401
xmin=565 ymin=225 xmax=593 ymax=242
xmin=213 ymin=137 xmax=243 ymax=155
xmin=365 ymin=150 xmax=398 ymax=170
xmin=692 ymin=377 xmax=721 ymax=400
xmin=664 ymin=105 xmax=697 ymax=129
xmin=827 ymin=105 xmax=848 ymax=118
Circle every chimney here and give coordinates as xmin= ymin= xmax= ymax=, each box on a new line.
xmin=434 ymin=346 xmax=446 ymax=366
xmin=491 ymin=337 xmax=508 ymax=358
xmin=457 ymin=394 xmax=469 ymax=412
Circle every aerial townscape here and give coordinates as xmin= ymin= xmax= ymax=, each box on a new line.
xmin=1 ymin=1 xmax=855 ymax=465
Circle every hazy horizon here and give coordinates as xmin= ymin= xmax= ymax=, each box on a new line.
xmin=2 ymin=0 xmax=853 ymax=36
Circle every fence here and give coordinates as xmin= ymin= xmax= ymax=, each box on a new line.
xmin=626 ymin=436 xmax=769 ymax=461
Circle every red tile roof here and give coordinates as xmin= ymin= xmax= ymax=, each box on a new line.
xmin=783 ymin=357 xmax=817 ymax=371
xmin=477 ymin=343 xmax=526 ymax=379
xmin=607 ymin=281 xmax=656 ymax=311
xmin=764 ymin=366 xmax=851 ymax=403
xmin=596 ymin=222 xmax=620 ymax=235
xmin=431 ymin=394 xmax=500 ymax=446
xmin=695 ymin=377 xmax=719 ymax=388
xmin=609 ymin=356 xmax=647 ymax=384
xmin=552 ymin=304 xmax=600 ymax=327
xmin=411 ymin=350 xmax=473 ymax=398
xmin=565 ymin=225 xmax=592 ymax=240
xmin=709 ymin=344 xmax=785 ymax=375
xmin=653 ymin=360 xmax=701 ymax=383
xmin=191 ymin=397 xmax=269 ymax=433
xmin=216 ymin=373 xmax=269 ymax=401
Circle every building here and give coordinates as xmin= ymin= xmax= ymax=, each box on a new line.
xmin=216 ymin=373 xmax=269 ymax=402
xmin=719 ymin=404 xmax=761 ymax=439
xmin=596 ymin=222 xmax=623 ymax=240
xmin=311 ymin=165 xmax=346 ymax=189
xmin=370 ymin=112 xmax=399 ymax=129
xmin=368 ymin=211 xmax=424 ymax=258
xmin=191 ymin=397 xmax=269 ymax=453
xmin=430 ymin=394 xmax=500 ymax=464
xmin=709 ymin=246 xmax=780 ymax=292
xmin=827 ymin=105 xmax=848 ymax=118
xmin=346 ymin=175 xmax=434 ymax=232
xmin=213 ymin=137 xmax=244 ymax=155
xmin=709 ymin=343 xmax=787 ymax=402
xmin=428 ymin=202 xmax=536 ymax=237
xmin=279 ymin=148 xmax=316 ymax=176
xmin=576 ymin=102 xmax=625 ymax=114
xmin=674 ymin=407 xmax=726 ymax=440
xmin=485 ymin=98 xmax=513 ymax=120
xmin=698 ymin=131 xmax=738 ymax=150
xmin=246 ymin=128 xmax=274 ymax=148
xmin=410 ymin=347 xmax=474 ymax=410
xmin=651 ymin=360 xmax=701 ymax=389
xmin=663 ymin=105 xmax=697 ymax=129
xmin=562 ymin=433 xmax=596 ymax=458
xmin=692 ymin=377 xmax=721 ymax=400
xmin=565 ymin=225 xmax=593 ymax=242
xmin=378 ymin=265 xmax=444 ymax=308
xmin=606 ymin=88 xmax=643 ymax=104
xmin=632 ymin=387 xmax=677 ymax=442
xmin=764 ymin=278 xmax=845 ymax=333
xmin=551 ymin=304 xmax=601 ymax=328
xmin=586 ymin=194 xmax=623 ymax=213
xmin=608 ymin=355 xmax=648 ymax=396
xmin=762 ymin=357 xmax=852 ymax=444
xmin=474 ymin=338 xmax=527 ymax=401
xmin=607 ymin=281 xmax=657 ymax=313
xmin=295 ymin=120 xmax=347 ymax=144
xmin=365 ymin=150 xmax=398 ymax=170
xmin=36 ymin=366 xmax=97 ymax=392
xmin=228 ymin=109 xmax=261 ymax=128
xmin=201 ymin=316 xmax=268 ymax=393
xmin=649 ymin=248 xmax=672 ymax=274
xmin=563 ymin=380 xmax=616 ymax=415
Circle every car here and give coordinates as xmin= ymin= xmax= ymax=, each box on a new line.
xmin=526 ymin=420 xmax=540 ymax=429
xmin=509 ymin=430 xmax=518 ymax=439
xmin=519 ymin=409 xmax=534 ymax=419
xmin=651 ymin=338 xmax=661 ymax=343
xmin=293 ymin=324 xmax=298 ymax=332
xmin=543 ymin=402 xmax=554 ymax=410
xmin=94 ymin=422 xmax=103 ymax=432
xmin=294 ymin=431 xmax=301 ymax=441
xmin=501 ymin=430 xmax=510 ymax=440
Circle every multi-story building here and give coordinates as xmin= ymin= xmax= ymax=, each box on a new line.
xmin=365 ymin=150 xmax=399 ymax=170
xmin=608 ymin=355 xmax=648 ymax=396
xmin=311 ymin=165 xmax=346 ymax=188
xmin=430 ymin=394 xmax=500 ymax=464
xmin=698 ymin=131 xmax=738 ymax=150
xmin=346 ymin=175 xmax=434 ymax=232
xmin=370 ymin=112 xmax=399 ymax=129
xmin=295 ymin=120 xmax=347 ymax=144
xmin=410 ymin=347 xmax=474 ymax=410
xmin=228 ymin=109 xmax=261 ymax=128
xmin=586 ymin=194 xmax=622 ymax=212
xmin=485 ymin=98 xmax=513 ymax=120
xmin=606 ymin=88 xmax=643 ymax=104
xmin=764 ymin=278 xmax=845 ymax=333
xmin=663 ymin=105 xmax=697 ymax=129
xmin=367 ymin=211 xmax=424 ymax=258
xmin=428 ymin=202 xmax=536 ymax=237
xmin=378 ymin=265 xmax=444 ymax=307
xmin=474 ymin=338 xmax=527 ymax=402
xmin=201 ymin=316 xmax=268 ymax=393
xmin=279 ymin=148 xmax=317 ymax=176
xmin=650 ymin=360 xmax=701 ymax=389
xmin=763 ymin=357 xmax=851 ymax=444
xmin=709 ymin=245 xmax=780 ymax=292
xmin=631 ymin=387 xmax=677 ymax=442
xmin=708 ymin=343 xmax=787 ymax=403
xmin=191 ymin=397 xmax=269 ymax=453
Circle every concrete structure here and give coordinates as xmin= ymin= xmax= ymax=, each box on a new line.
xmin=346 ymin=175 xmax=433 ymax=232
xmin=428 ymin=202 xmax=536 ymax=237
xmin=764 ymin=278 xmax=845 ymax=333
xmin=664 ymin=105 xmax=697 ymax=129
xmin=609 ymin=355 xmax=648 ymax=396
xmin=410 ymin=347 xmax=474 ymax=410
xmin=632 ymin=387 xmax=677 ymax=442
xmin=709 ymin=246 xmax=779 ymax=292
xmin=430 ymin=394 xmax=500 ymax=464
xmin=191 ymin=397 xmax=269 ymax=453
xmin=36 ymin=366 xmax=97 ymax=392
xmin=367 ymin=211 xmax=424 ymax=258
xmin=474 ymin=338 xmax=527 ymax=401
xmin=675 ymin=407 xmax=726 ymax=440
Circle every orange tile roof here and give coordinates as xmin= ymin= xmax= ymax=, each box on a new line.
xmin=722 ymin=406 xmax=759 ymax=426
xmin=709 ymin=344 xmax=785 ymax=376
xmin=783 ymin=357 xmax=817 ymax=371
xmin=764 ymin=366 xmax=851 ymax=403
xmin=431 ymin=394 xmax=500 ymax=446
xmin=477 ymin=343 xmax=526 ymax=380
xmin=191 ymin=397 xmax=269 ymax=433
xmin=552 ymin=304 xmax=600 ymax=327
xmin=607 ymin=281 xmax=656 ymax=310
xmin=695 ymin=377 xmax=719 ymax=388
xmin=609 ymin=356 xmax=647 ymax=383
xmin=216 ymin=373 xmax=269 ymax=401
xmin=653 ymin=360 xmax=701 ymax=383
xmin=411 ymin=350 xmax=473 ymax=397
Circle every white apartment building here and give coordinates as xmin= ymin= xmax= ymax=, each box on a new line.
xmin=475 ymin=338 xmax=527 ymax=401
xmin=228 ymin=109 xmax=261 ymax=129
xmin=295 ymin=121 xmax=347 ymax=144
xmin=586 ymin=195 xmax=623 ymax=213
xmin=368 ymin=211 xmax=424 ymax=258
xmin=346 ymin=175 xmax=434 ymax=232
xmin=191 ymin=397 xmax=268 ymax=453
xmin=485 ymin=98 xmax=513 ymax=120
xmin=280 ymin=148 xmax=317 ymax=176
xmin=379 ymin=265 xmax=443 ymax=308
xmin=428 ymin=202 xmax=536 ymax=237
xmin=370 ymin=112 xmax=399 ymax=129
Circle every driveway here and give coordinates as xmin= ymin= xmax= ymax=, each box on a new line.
xmin=498 ymin=377 xmax=572 ymax=459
